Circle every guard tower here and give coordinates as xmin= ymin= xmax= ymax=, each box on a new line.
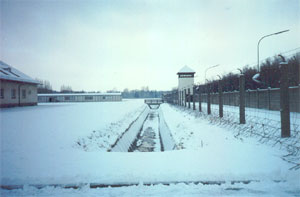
xmin=177 ymin=66 xmax=195 ymax=106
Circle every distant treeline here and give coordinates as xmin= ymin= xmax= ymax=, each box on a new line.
xmin=36 ymin=80 xmax=83 ymax=94
xmin=36 ymin=80 xmax=166 ymax=98
xmin=198 ymin=52 xmax=300 ymax=93
xmin=122 ymin=88 xmax=166 ymax=98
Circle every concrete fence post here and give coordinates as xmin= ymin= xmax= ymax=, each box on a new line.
xmin=218 ymin=80 xmax=223 ymax=118
xmin=239 ymin=74 xmax=246 ymax=124
xmin=180 ymin=91 xmax=182 ymax=106
xmin=207 ymin=84 xmax=211 ymax=115
xmin=256 ymin=88 xmax=259 ymax=109
xmin=199 ymin=88 xmax=202 ymax=112
xmin=193 ymin=86 xmax=196 ymax=110
xmin=180 ymin=90 xmax=184 ymax=106
xmin=184 ymin=89 xmax=187 ymax=107
xmin=183 ymin=91 xmax=184 ymax=106
xmin=280 ymin=62 xmax=290 ymax=138
xmin=188 ymin=88 xmax=191 ymax=109
xmin=268 ymin=87 xmax=271 ymax=110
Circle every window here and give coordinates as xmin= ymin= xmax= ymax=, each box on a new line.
xmin=65 ymin=96 xmax=70 ymax=101
xmin=11 ymin=89 xmax=16 ymax=99
xmin=102 ymin=96 xmax=106 ymax=99
xmin=28 ymin=90 xmax=32 ymax=95
xmin=0 ymin=88 xmax=4 ymax=99
xmin=22 ymin=89 xmax=26 ymax=99
xmin=179 ymin=74 xmax=194 ymax=78
xmin=85 ymin=96 xmax=93 ymax=100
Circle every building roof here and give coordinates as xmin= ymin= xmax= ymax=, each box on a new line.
xmin=0 ymin=61 xmax=39 ymax=84
xmin=177 ymin=65 xmax=195 ymax=74
xmin=38 ymin=93 xmax=122 ymax=96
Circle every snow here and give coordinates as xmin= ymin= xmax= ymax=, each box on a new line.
xmin=177 ymin=65 xmax=195 ymax=74
xmin=111 ymin=107 xmax=149 ymax=152
xmin=2 ymin=181 xmax=300 ymax=197
xmin=1 ymin=100 xmax=299 ymax=196
xmin=158 ymin=109 xmax=176 ymax=150
xmin=161 ymin=104 xmax=298 ymax=176
xmin=0 ymin=61 xmax=39 ymax=84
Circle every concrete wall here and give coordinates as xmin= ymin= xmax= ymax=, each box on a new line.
xmin=38 ymin=94 xmax=122 ymax=103
xmin=0 ymin=80 xmax=38 ymax=107
xmin=201 ymin=86 xmax=300 ymax=112
xmin=178 ymin=77 xmax=194 ymax=94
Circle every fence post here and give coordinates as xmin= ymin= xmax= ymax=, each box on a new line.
xmin=188 ymin=88 xmax=191 ymax=109
xmin=207 ymin=84 xmax=211 ymax=114
xmin=182 ymin=91 xmax=184 ymax=106
xmin=268 ymin=87 xmax=271 ymax=110
xmin=218 ymin=80 xmax=223 ymax=118
xmin=199 ymin=88 xmax=202 ymax=112
xmin=184 ymin=89 xmax=187 ymax=107
xmin=239 ymin=74 xmax=246 ymax=124
xmin=280 ymin=62 xmax=290 ymax=137
xmin=179 ymin=90 xmax=181 ymax=106
xmin=256 ymin=88 xmax=259 ymax=108
xmin=193 ymin=86 xmax=196 ymax=110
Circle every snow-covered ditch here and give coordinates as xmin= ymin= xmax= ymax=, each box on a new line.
xmin=111 ymin=107 xmax=149 ymax=152
xmin=75 ymin=103 xmax=147 ymax=152
xmin=158 ymin=109 xmax=176 ymax=151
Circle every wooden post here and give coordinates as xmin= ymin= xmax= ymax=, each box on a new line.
xmin=193 ymin=86 xmax=196 ymax=110
xmin=239 ymin=74 xmax=246 ymax=124
xmin=188 ymin=88 xmax=191 ymax=109
xmin=280 ymin=62 xmax=290 ymax=137
xmin=218 ymin=80 xmax=223 ymax=118
xmin=207 ymin=84 xmax=211 ymax=115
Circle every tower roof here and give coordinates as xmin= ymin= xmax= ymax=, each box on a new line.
xmin=177 ymin=65 xmax=195 ymax=75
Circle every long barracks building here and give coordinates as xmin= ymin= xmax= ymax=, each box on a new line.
xmin=38 ymin=93 xmax=122 ymax=103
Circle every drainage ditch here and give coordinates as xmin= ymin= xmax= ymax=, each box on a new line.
xmin=129 ymin=110 xmax=162 ymax=152
xmin=111 ymin=106 xmax=176 ymax=152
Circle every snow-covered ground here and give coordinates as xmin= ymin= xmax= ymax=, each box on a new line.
xmin=1 ymin=100 xmax=299 ymax=196
xmin=2 ymin=181 xmax=300 ymax=197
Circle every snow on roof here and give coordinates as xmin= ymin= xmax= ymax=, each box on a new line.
xmin=0 ymin=61 xmax=39 ymax=84
xmin=177 ymin=65 xmax=195 ymax=74
xmin=38 ymin=92 xmax=122 ymax=97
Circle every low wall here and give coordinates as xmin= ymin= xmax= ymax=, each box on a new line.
xmin=201 ymin=86 xmax=299 ymax=112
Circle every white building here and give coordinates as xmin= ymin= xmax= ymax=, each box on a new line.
xmin=0 ymin=61 xmax=39 ymax=108
xmin=177 ymin=66 xmax=195 ymax=105
xmin=38 ymin=93 xmax=122 ymax=103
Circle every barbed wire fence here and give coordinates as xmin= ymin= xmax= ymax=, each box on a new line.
xmin=163 ymin=56 xmax=300 ymax=170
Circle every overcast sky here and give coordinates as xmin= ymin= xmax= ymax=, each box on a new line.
xmin=1 ymin=0 xmax=299 ymax=91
